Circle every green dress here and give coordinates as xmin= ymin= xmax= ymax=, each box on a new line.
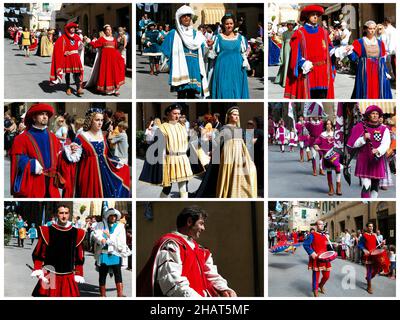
xmin=274 ymin=30 xmax=294 ymax=87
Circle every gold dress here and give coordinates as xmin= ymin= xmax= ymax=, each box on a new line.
xmin=40 ymin=32 xmax=53 ymax=57
xmin=216 ymin=125 xmax=257 ymax=198
xmin=159 ymin=122 xmax=193 ymax=187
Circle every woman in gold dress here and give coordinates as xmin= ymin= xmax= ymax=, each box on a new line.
xmin=195 ymin=106 xmax=258 ymax=198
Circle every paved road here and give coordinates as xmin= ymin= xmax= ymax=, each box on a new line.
xmin=268 ymin=65 xmax=396 ymax=99
xmin=4 ymin=238 xmax=132 ymax=297
xmin=268 ymin=248 xmax=396 ymax=297
xmin=268 ymin=144 xmax=396 ymax=198
xmin=136 ymin=51 xmax=264 ymax=99
xmin=4 ymin=39 xmax=132 ymax=99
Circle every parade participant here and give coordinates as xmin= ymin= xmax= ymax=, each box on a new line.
xmin=14 ymin=27 xmax=22 ymax=46
xmin=86 ymin=24 xmax=125 ymax=96
xmin=29 ymin=30 xmax=38 ymax=53
xmin=274 ymin=20 xmax=296 ymax=87
xmin=314 ymin=119 xmax=342 ymax=196
xmin=93 ymin=208 xmax=131 ymax=297
xmin=346 ymin=105 xmax=390 ymax=198
xmin=288 ymin=128 xmax=298 ymax=152
xmin=21 ymin=27 xmax=31 ymax=57
xmin=267 ymin=22 xmax=280 ymax=66
xmin=194 ymin=107 xmax=257 ymax=198
xmin=305 ymin=115 xmax=325 ymax=176
xmin=15 ymin=215 xmax=27 ymax=247
xmin=137 ymin=206 xmax=237 ymax=297
xmin=60 ymin=107 xmax=130 ymax=198
xmin=346 ymin=20 xmax=392 ymax=99
xmin=31 ymin=205 xmax=85 ymax=297
xmin=50 ymin=22 xmax=84 ymax=96
xmin=161 ymin=5 xmax=211 ymax=98
xmin=284 ymin=5 xmax=336 ymax=99
xmin=142 ymin=21 xmax=163 ymax=75
xmin=303 ymin=220 xmax=334 ymax=297
xmin=295 ymin=115 xmax=311 ymax=162
xmin=358 ymin=222 xmax=385 ymax=294
xmin=139 ymin=104 xmax=197 ymax=198
xmin=27 ymin=223 xmax=38 ymax=245
xmin=10 ymin=104 xmax=63 ymax=198
xmin=275 ymin=119 xmax=288 ymax=153
xmin=209 ymin=14 xmax=250 ymax=99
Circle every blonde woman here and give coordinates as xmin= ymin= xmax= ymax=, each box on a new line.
xmin=54 ymin=115 xmax=68 ymax=146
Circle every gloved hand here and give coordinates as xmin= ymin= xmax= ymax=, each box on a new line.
xmin=74 ymin=275 xmax=85 ymax=284
xmin=301 ymin=60 xmax=313 ymax=74
xmin=31 ymin=269 xmax=49 ymax=284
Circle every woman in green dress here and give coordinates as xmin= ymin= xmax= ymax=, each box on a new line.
xmin=274 ymin=21 xmax=296 ymax=87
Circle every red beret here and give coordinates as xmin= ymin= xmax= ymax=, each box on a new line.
xmin=364 ymin=105 xmax=383 ymax=118
xmin=65 ymin=22 xmax=79 ymax=30
xmin=24 ymin=103 xmax=55 ymax=127
xmin=301 ymin=5 xmax=325 ymax=16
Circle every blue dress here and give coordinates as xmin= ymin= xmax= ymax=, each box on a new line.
xmin=161 ymin=29 xmax=204 ymax=94
xmin=211 ymin=34 xmax=249 ymax=99
xmin=143 ymin=30 xmax=161 ymax=55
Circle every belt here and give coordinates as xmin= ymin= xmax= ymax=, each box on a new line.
xmin=65 ymin=50 xmax=79 ymax=56
xmin=43 ymin=170 xmax=57 ymax=178
xmin=312 ymin=60 xmax=327 ymax=67
xmin=167 ymin=151 xmax=186 ymax=156
xmin=103 ymin=45 xmax=115 ymax=48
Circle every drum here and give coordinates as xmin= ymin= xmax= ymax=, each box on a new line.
xmin=318 ymin=251 xmax=338 ymax=262
xmin=370 ymin=249 xmax=390 ymax=273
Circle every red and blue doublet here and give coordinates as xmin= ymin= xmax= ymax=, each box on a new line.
xmin=284 ymin=24 xmax=335 ymax=99
xmin=32 ymin=224 xmax=85 ymax=297
xmin=349 ymin=38 xmax=392 ymax=99
xmin=10 ymin=127 xmax=62 ymax=198
xmin=137 ymin=233 xmax=219 ymax=297
xmin=303 ymin=232 xmax=331 ymax=271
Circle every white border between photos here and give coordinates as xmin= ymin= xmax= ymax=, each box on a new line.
xmin=0 ymin=0 xmax=397 ymax=303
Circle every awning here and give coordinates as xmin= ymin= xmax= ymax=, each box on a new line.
xmin=201 ymin=8 xmax=226 ymax=25
xmin=358 ymin=101 xmax=396 ymax=114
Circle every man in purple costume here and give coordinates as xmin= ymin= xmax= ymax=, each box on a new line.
xmin=346 ymin=105 xmax=390 ymax=198
xmin=305 ymin=116 xmax=325 ymax=176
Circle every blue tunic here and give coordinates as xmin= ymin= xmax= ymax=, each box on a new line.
xmin=28 ymin=227 xmax=38 ymax=239
xmin=211 ymin=34 xmax=249 ymax=99
xmin=143 ymin=30 xmax=162 ymax=55
xmin=161 ymin=29 xmax=204 ymax=94
xmin=100 ymin=223 xmax=121 ymax=266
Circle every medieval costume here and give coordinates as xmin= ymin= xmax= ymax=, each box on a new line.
xmin=93 ymin=208 xmax=131 ymax=297
xmin=274 ymin=21 xmax=296 ymax=87
xmin=50 ymin=22 xmax=84 ymax=96
xmin=268 ymin=23 xmax=281 ymax=66
xmin=346 ymin=105 xmax=390 ymax=198
xmin=303 ymin=231 xmax=334 ymax=296
xmin=348 ymin=33 xmax=393 ymax=99
xmin=161 ymin=5 xmax=209 ymax=98
xmin=275 ymin=121 xmax=288 ymax=152
xmin=288 ymin=129 xmax=298 ymax=152
xmin=284 ymin=5 xmax=336 ymax=99
xmin=295 ymin=118 xmax=311 ymax=162
xmin=29 ymin=31 xmax=38 ymax=53
xmin=10 ymin=104 xmax=62 ymax=198
xmin=305 ymin=118 xmax=324 ymax=176
xmin=39 ymin=30 xmax=54 ymax=57
xmin=31 ymin=221 xmax=85 ymax=297
xmin=209 ymin=32 xmax=250 ymax=99
xmin=142 ymin=21 xmax=163 ymax=75
xmin=86 ymin=26 xmax=126 ymax=95
xmin=60 ymin=108 xmax=130 ymax=198
xmin=358 ymin=230 xmax=380 ymax=294
xmin=314 ymin=128 xmax=342 ymax=196
xmin=137 ymin=231 xmax=232 ymax=297
xmin=28 ymin=223 xmax=38 ymax=245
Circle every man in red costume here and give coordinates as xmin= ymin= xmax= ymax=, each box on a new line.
xmin=303 ymin=220 xmax=334 ymax=297
xmin=10 ymin=104 xmax=63 ymax=198
xmin=358 ymin=222 xmax=385 ymax=294
xmin=50 ymin=22 xmax=84 ymax=96
xmin=284 ymin=5 xmax=336 ymax=99
xmin=137 ymin=206 xmax=237 ymax=297
xmin=31 ymin=204 xmax=85 ymax=297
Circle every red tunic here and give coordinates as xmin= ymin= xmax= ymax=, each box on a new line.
xmin=89 ymin=37 xmax=125 ymax=93
xmin=284 ymin=26 xmax=335 ymax=99
xmin=50 ymin=33 xmax=83 ymax=82
xmin=137 ymin=233 xmax=219 ymax=297
xmin=308 ymin=232 xmax=331 ymax=271
xmin=10 ymin=130 xmax=62 ymax=198
xmin=362 ymin=232 xmax=378 ymax=265
xmin=32 ymin=224 xmax=85 ymax=297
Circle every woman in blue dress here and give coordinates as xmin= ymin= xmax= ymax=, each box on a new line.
xmin=210 ymin=14 xmax=250 ymax=99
